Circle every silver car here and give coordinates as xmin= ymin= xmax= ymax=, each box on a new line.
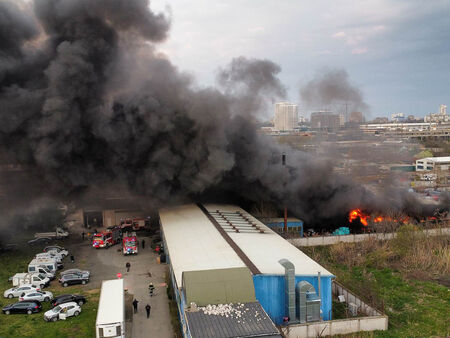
xmin=20 ymin=291 xmax=53 ymax=302
xmin=44 ymin=301 xmax=81 ymax=322
xmin=3 ymin=284 xmax=40 ymax=298
xmin=60 ymin=269 xmax=90 ymax=279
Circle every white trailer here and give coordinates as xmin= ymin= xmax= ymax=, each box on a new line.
xmin=11 ymin=273 xmax=50 ymax=287
xmin=96 ymin=279 xmax=125 ymax=338
xmin=34 ymin=227 xmax=69 ymax=239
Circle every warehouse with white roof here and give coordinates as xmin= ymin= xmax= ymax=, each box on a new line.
xmin=159 ymin=204 xmax=334 ymax=336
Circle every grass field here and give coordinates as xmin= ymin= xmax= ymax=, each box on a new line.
xmin=301 ymin=227 xmax=450 ymax=337
xmin=0 ymin=246 xmax=99 ymax=338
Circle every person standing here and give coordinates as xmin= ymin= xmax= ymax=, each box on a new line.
xmin=126 ymin=262 xmax=131 ymax=272
xmin=81 ymin=232 xmax=85 ymax=240
xmin=70 ymin=255 xmax=75 ymax=263
xmin=132 ymin=299 xmax=138 ymax=313
xmin=145 ymin=304 xmax=151 ymax=318
xmin=149 ymin=283 xmax=155 ymax=297
xmin=142 ymin=239 xmax=145 ymax=249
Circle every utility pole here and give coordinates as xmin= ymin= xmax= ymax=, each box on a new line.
xmin=282 ymin=153 xmax=287 ymax=233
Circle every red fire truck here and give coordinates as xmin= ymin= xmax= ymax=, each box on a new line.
xmin=132 ymin=218 xmax=146 ymax=231
xmin=122 ymin=232 xmax=138 ymax=255
xmin=120 ymin=218 xmax=133 ymax=231
xmin=92 ymin=227 xmax=122 ymax=249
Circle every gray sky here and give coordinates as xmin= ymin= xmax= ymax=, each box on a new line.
xmin=151 ymin=0 xmax=450 ymax=118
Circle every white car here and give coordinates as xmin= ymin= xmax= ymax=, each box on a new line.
xmin=20 ymin=291 xmax=53 ymax=302
xmin=44 ymin=246 xmax=69 ymax=257
xmin=3 ymin=284 xmax=40 ymax=298
xmin=44 ymin=301 xmax=81 ymax=322
xmin=35 ymin=253 xmax=63 ymax=263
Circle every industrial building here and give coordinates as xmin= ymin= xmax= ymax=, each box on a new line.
xmin=159 ymin=204 xmax=334 ymax=337
xmin=416 ymin=156 xmax=450 ymax=171
xmin=265 ymin=217 xmax=304 ymax=236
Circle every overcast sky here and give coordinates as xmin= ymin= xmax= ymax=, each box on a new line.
xmin=151 ymin=0 xmax=450 ymax=118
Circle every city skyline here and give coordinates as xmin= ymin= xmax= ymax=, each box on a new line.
xmin=152 ymin=0 xmax=450 ymax=118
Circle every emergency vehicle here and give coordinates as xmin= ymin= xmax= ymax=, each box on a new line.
xmin=131 ymin=218 xmax=146 ymax=231
xmin=122 ymin=232 xmax=138 ymax=255
xmin=92 ymin=227 xmax=122 ymax=249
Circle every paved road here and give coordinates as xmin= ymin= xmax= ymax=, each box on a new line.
xmin=67 ymin=235 xmax=173 ymax=338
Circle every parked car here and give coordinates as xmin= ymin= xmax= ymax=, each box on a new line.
xmin=59 ymin=274 xmax=89 ymax=287
xmin=52 ymin=294 xmax=86 ymax=307
xmin=43 ymin=246 xmax=68 ymax=257
xmin=20 ymin=291 xmax=53 ymax=302
xmin=27 ymin=237 xmax=53 ymax=246
xmin=60 ymin=269 xmax=90 ymax=279
xmin=44 ymin=301 xmax=81 ymax=322
xmin=2 ymin=300 xmax=42 ymax=315
xmin=35 ymin=252 xmax=63 ymax=263
xmin=4 ymin=284 xmax=40 ymax=298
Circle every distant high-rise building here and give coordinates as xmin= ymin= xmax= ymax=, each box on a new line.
xmin=273 ymin=102 xmax=298 ymax=131
xmin=391 ymin=113 xmax=405 ymax=122
xmin=339 ymin=113 xmax=345 ymax=126
xmin=424 ymin=104 xmax=449 ymax=123
xmin=310 ymin=111 xmax=340 ymax=131
xmin=349 ymin=111 xmax=364 ymax=123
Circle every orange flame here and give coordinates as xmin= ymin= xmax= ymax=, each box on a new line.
xmin=349 ymin=209 xmax=369 ymax=226
xmin=348 ymin=209 xmax=385 ymax=226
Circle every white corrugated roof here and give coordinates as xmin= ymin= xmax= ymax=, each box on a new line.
xmin=159 ymin=205 xmax=246 ymax=288
xmin=96 ymin=279 xmax=124 ymax=325
xmin=205 ymin=204 xmax=333 ymax=277
xmin=160 ymin=204 xmax=333 ymax=281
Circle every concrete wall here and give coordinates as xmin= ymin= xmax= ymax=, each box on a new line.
xmin=281 ymin=316 xmax=388 ymax=337
xmin=289 ymin=228 xmax=450 ymax=247
xmin=332 ymin=281 xmax=382 ymax=317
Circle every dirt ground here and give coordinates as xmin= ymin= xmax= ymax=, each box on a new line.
xmin=64 ymin=232 xmax=173 ymax=338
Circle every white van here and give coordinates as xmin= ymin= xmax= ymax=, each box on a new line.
xmin=29 ymin=258 xmax=60 ymax=273
xmin=27 ymin=265 xmax=55 ymax=280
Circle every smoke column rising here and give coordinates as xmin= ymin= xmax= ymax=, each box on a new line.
xmin=0 ymin=0 xmax=445 ymax=227
xmin=300 ymin=68 xmax=369 ymax=115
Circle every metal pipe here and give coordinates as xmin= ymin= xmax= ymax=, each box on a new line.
xmin=282 ymin=152 xmax=287 ymax=233
xmin=318 ymin=271 xmax=321 ymax=299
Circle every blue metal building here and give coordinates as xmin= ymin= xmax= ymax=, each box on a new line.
xmin=265 ymin=217 xmax=304 ymax=237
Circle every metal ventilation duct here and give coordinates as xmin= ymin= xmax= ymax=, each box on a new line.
xmin=296 ymin=281 xmax=321 ymax=323
xmin=278 ymin=259 xmax=295 ymax=321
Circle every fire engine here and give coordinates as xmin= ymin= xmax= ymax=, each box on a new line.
xmin=122 ymin=232 xmax=138 ymax=255
xmin=120 ymin=218 xmax=133 ymax=231
xmin=132 ymin=218 xmax=146 ymax=231
xmin=92 ymin=227 xmax=122 ymax=249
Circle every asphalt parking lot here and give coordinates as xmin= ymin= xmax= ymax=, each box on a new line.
xmin=65 ymin=233 xmax=173 ymax=338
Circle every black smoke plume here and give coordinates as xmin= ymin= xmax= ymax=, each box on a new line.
xmin=300 ymin=68 xmax=369 ymax=115
xmin=0 ymin=0 xmax=445 ymax=230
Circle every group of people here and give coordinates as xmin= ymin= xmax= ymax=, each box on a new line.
xmin=132 ymin=299 xmax=152 ymax=318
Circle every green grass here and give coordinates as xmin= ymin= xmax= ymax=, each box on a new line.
xmin=303 ymin=245 xmax=450 ymax=337
xmin=0 ymin=247 xmax=99 ymax=338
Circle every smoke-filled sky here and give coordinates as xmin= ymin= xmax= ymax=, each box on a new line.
xmin=151 ymin=0 xmax=450 ymax=117
xmin=0 ymin=0 xmax=446 ymax=229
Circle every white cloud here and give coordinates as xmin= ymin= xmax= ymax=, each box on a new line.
xmin=351 ymin=48 xmax=368 ymax=55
